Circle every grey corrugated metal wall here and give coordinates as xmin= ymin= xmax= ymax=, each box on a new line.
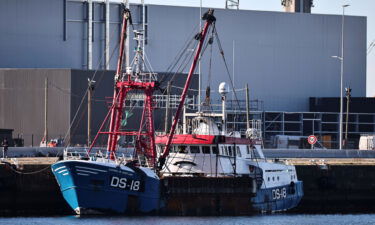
xmin=0 ymin=69 xmax=71 ymax=145
xmin=0 ymin=68 xmax=198 ymax=146
xmin=0 ymin=1 xmax=367 ymax=112
xmin=145 ymin=5 xmax=366 ymax=111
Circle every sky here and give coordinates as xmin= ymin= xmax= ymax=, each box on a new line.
xmin=131 ymin=0 xmax=374 ymax=97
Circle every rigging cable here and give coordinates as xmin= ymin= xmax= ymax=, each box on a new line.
xmin=213 ymin=26 xmax=241 ymax=111
xmin=158 ymin=24 xmax=200 ymax=86
xmin=62 ymin=22 xmax=121 ymax=146
xmin=368 ymin=39 xmax=375 ymax=55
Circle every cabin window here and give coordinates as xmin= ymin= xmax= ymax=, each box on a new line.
xmin=177 ymin=146 xmax=187 ymax=154
xmin=190 ymin=146 xmax=200 ymax=154
xmin=268 ymin=177 xmax=270 ymax=181
xmin=246 ymin=145 xmax=250 ymax=154
xmin=277 ymin=176 xmax=279 ymax=181
xmin=212 ymin=146 xmax=218 ymax=154
xmin=156 ymin=145 xmax=163 ymax=153
xmin=272 ymin=177 xmax=275 ymax=181
xmin=202 ymin=146 xmax=211 ymax=154
xmin=236 ymin=146 xmax=241 ymax=157
xmin=170 ymin=146 xmax=177 ymax=153
xmin=224 ymin=146 xmax=229 ymax=156
xmin=228 ymin=146 xmax=233 ymax=156
xmin=220 ymin=146 xmax=225 ymax=155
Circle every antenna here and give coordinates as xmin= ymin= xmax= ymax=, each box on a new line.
xmin=225 ymin=0 xmax=239 ymax=10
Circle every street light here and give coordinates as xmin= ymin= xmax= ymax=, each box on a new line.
xmin=345 ymin=87 xmax=352 ymax=148
xmin=332 ymin=4 xmax=350 ymax=150
xmin=87 ymin=78 xmax=96 ymax=147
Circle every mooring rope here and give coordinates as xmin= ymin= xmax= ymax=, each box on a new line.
xmin=0 ymin=158 xmax=58 ymax=175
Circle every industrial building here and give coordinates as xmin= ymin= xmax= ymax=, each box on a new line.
xmin=0 ymin=0 xmax=372 ymax=147
xmin=0 ymin=68 xmax=197 ymax=146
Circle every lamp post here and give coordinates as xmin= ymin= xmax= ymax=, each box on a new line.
xmin=345 ymin=87 xmax=352 ymax=148
xmin=331 ymin=55 xmax=343 ymax=149
xmin=198 ymin=0 xmax=202 ymax=112
xmin=87 ymin=78 xmax=96 ymax=147
xmin=332 ymin=4 xmax=350 ymax=150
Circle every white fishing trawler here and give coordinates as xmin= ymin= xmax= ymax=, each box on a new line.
xmin=156 ymin=82 xmax=303 ymax=212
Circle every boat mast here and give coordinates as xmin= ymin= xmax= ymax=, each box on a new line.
xmin=159 ymin=9 xmax=216 ymax=166
xmin=198 ymin=0 xmax=202 ymax=112
xmin=44 ymin=77 xmax=48 ymax=145
xmin=106 ymin=8 xmax=131 ymax=159
xmin=246 ymin=83 xmax=250 ymax=130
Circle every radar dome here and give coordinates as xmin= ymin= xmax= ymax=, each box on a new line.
xmin=218 ymin=82 xmax=228 ymax=96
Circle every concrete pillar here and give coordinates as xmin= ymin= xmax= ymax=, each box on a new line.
xmin=105 ymin=0 xmax=110 ymax=70
xmin=87 ymin=0 xmax=93 ymax=70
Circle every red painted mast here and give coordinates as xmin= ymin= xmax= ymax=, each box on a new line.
xmin=106 ymin=8 xmax=131 ymax=160
xmin=159 ymin=9 xmax=216 ymax=166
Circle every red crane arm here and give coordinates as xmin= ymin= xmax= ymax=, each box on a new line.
xmin=160 ymin=9 xmax=216 ymax=162
xmin=115 ymin=8 xmax=131 ymax=77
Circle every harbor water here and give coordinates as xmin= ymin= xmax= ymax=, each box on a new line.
xmin=1 ymin=214 xmax=375 ymax=225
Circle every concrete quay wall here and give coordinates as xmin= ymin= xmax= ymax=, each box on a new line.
xmin=0 ymin=161 xmax=71 ymax=215
xmin=1 ymin=158 xmax=375 ymax=215
xmin=294 ymin=164 xmax=375 ymax=213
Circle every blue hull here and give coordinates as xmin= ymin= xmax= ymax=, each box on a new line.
xmin=52 ymin=160 xmax=302 ymax=214
xmin=251 ymin=181 xmax=303 ymax=213
xmin=51 ymin=160 xmax=160 ymax=214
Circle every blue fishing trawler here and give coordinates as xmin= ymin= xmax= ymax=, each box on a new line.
xmin=51 ymin=8 xmax=216 ymax=215
xmin=52 ymin=158 xmax=159 ymax=214
xmin=51 ymin=7 xmax=163 ymax=214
